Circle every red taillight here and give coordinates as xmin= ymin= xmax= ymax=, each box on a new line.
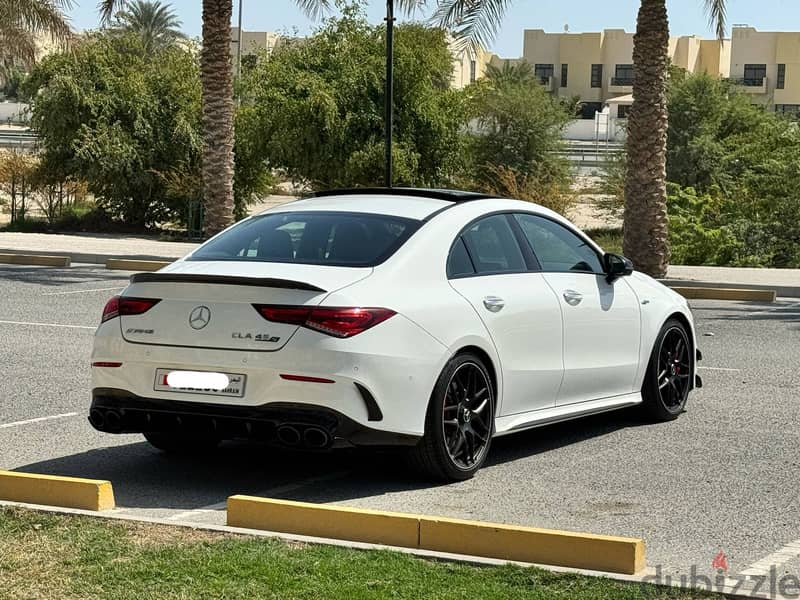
xmin=101 ymin=296 xmax=120 ymax=322
xmin=101 ymin=295 xmax=161 ymax=323
xmin=254 ymin=305 xmax=396 ymax=338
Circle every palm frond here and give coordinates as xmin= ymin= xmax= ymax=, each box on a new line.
xmin=293 ymin=0 xmax=331 ymax=21
xmin=703 ymin=0 xmax=727 ymax=40
xmin=0 ymin=0 xmax=74 ymax=44
xmin=395 ymin=0 xmax=427 ymax=17
xmin=0 ymin=25 xmax=38 ymax=67
xmin=98 ymin=0 xmax=126 ymax=23
xmin=430 ymin=0 xmax=511 ymax=53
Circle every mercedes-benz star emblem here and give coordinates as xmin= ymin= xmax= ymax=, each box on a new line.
xmin=189 ymin=306 xmax=211 ymax=330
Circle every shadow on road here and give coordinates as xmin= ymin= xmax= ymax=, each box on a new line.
xmin=14 ymin=411 xmax=643 ymax=512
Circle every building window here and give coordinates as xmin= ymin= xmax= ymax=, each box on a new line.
xmin=777 ymin=64 xmax=786 ymax=89
xmin=612 ymin=64 xmax=634 ymax=86
xmin=469 ymin=60 xmax=476 ymax=83
xmin=617 ymin=104 xmax=631 ymax=119
xmin=560 ymin=64 xmax=568 ymax=87
xmin=535 ymin=63 xmax=554 ymax=85
xmin=775 ymin=104 xmax=800 ymax=116
xmin=742 ymin=64 xmax=766 ymax=86
xmin=591 ymin=64 xmax=603 ymax=88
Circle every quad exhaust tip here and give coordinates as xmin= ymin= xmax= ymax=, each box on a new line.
xmin=276 ymin=425 xmax=301 ymax=446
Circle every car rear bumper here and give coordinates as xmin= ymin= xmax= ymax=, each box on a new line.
xmin=91 ymin=313 xmax=448 ymax=437
xmin=89 ymin=388 xmax=420 ymax=449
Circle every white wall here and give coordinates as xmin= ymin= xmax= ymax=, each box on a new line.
xmin=563 ymin=116 xmax=626 ymax=141
xmin=0 ymin=102 xmax=29 ymax=123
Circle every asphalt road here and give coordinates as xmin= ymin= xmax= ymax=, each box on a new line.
xmin=2 ymin=263 xmax=799 ymax=588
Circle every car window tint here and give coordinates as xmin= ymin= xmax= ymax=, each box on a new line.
xmin=461 ymin=215 xmax=526 ymax=274
xmin=447 ymin=237 xmax=475 ymax=277
xmin=513 ymin=214 xmax=603 ymax=274
xmin=189 ymin=212 xmax=420 ymax=267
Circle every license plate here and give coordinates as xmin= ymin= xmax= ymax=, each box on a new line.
xmin=154 ymin=369 xmax=246 ymax=398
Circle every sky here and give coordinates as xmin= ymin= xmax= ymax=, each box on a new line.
xmin=66 ymin=0 xmax=800 ymax=58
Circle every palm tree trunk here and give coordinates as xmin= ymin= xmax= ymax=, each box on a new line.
xmin=623 ymin=0 xmax=670 ymax=278
xmin=200 ymin=0 xmax=234 ymax=236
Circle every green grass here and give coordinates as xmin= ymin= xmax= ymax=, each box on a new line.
xmin=0 ymin=507 xmax=720 ymax=600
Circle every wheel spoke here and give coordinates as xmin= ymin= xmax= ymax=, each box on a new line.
xmin=444 ymin=419 xmax=459 ymax=427
xmin=450 ymin=430 xmax=465 ymax=457
xmin=472 ymin=398 xmax=489 ymax=414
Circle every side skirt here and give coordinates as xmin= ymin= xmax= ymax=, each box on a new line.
xmin=492 ymin=392 xmax=642 ymax=437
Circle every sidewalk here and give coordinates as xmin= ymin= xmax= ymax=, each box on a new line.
xmin=1 ymin=231 xmax=799 ymax=297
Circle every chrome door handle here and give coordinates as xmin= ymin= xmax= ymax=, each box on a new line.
xmin=563 ymin=290 xmax=583 ymax=305
xmin=483 ymin=296 xmax=505 ymax=312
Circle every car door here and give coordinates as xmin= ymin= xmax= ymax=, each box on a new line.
xmin=512 ymin=213 xmax=641 ymax=406
xmin=447 ymin=214 xmax=564 ymax=416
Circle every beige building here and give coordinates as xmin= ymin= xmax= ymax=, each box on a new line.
xmin=230 ymin=28 xmax=281 ymax=73
xmin=517 ymin=28 xmax=729 ymax=116
xmin=451 ymin=44 xmax=495 ymax=89
xmin=728 ymin=25 xmax=800 ymax=113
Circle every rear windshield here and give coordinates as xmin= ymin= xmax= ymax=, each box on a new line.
xmin=188 ymin=211 xmax=421 ymax=267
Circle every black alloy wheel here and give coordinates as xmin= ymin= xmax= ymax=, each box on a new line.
xmin=408 ymin=352 xmax=495 ymax=481
xmin=642 ymin=318 xmax=692 ymax=421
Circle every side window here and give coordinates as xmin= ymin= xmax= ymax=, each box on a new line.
xmin=461 ymin=214 xmax=526 ymax=274
xmin=514 ymin=214 xmax=604 ymax=274
xmin=447 ymin=237 xmax=475 ymax=278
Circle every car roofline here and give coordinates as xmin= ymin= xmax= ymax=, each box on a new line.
xmin=308 ymin=187 xmax=499 ymax=203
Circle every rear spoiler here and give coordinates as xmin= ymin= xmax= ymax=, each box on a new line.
xmin=129 ymin=272 xmax=327 ymax=293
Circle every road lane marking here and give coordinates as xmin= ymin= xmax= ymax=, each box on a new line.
xmin=698 ymin=366 xmax=742 ymax=372
xmin=0 ymin=320 xmax=95 ymax=330
xmin=739 ymin=540 xmax=800 ymax=578
xmin=43 ymin=287 xmax=122 ymax=296
xmin=164 ymin=470 xmax=351 ymax=522
xmin=0 ymin=412 xmax=79 ymax=429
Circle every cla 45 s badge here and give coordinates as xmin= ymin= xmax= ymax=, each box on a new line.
xmin=232 ymin=332 xmax=281 ymax=342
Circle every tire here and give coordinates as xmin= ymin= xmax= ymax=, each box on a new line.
xmin=143 ymin=432 xmax=220 ymax=454
xmin=641 ymin=318 xmax=692 ymax=422
xmin=408 ymin=352 xmax=495 ymax=481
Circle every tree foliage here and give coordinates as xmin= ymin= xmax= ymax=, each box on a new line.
xmin=24 ymin=33 xmax=202 ymax=228
xmin=239 ymin=5 xmax=465 ymax=189
xmin=465 ymin=61 xmax=572 ymax=213
xmin=666 ymin=72 xmax=800 ymax=267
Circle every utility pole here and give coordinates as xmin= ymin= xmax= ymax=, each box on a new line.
xmin=235 ymin=0 xmax=244 ymax=83
xmin=384 ymin=0 xmax=394 ymax=188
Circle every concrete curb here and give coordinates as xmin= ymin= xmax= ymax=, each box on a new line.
xmin=0 ymin=471 xmax=114 ymax=511
xmin=105 ymin=258 xmax=171 ymax=271
xmin=663 ymin=279 xmax=799 ymax=299
xmin=0 ymin=500 xmax=781 ymax=599
xmin=0 ymin=248 xmax=178 ymax=266
xmin=668 ymin=286 xmax=777 ymax=302
xmin=0 ymin=253 xmax=70 ymax=267
xmin=227 ymin=495 xmax=645 ymax=575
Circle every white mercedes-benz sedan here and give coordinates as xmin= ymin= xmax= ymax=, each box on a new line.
xmin=89 ymin=188 xmax=701 ymax=480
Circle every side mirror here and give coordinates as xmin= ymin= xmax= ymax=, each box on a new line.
xmin=604 ymin=253 xmax=633 ymax=283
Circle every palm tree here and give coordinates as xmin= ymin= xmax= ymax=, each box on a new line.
xmin=111 ymin=0 xmax=185 ymax=54
xmin=0 ymin=0 xmax=72 ymax=81
xmin=433 ymin=0 xmax=727 ymax=278
xmin=621 ymin=0 xmax=727 ymax=278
